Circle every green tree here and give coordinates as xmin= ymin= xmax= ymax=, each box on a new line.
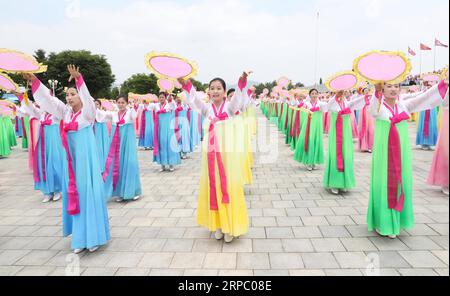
xmin=33 ymin=49 xmax=49 ymax=83
xmin=46 ymin=50 xmax=115 ymax=99
xmin=120 ymin=73 xmax=159 ymax=96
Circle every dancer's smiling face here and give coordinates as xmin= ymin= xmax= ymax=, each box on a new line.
xmin=209 ymin=80 xmax=226 ymax=104
xmin=383 ymin=83 xmax=401 ymax=100
xmin=309 ymin=90 xmax=319 ymax=100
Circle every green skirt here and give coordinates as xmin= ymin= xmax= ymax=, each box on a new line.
xmin=278 ymin=104 xmax=288 ymax=132
xmin=294 ymin=111 xmax=324 ymax=166
xmin=21 ymin=116 xmax=30 ymax=149
xmin=6 ymin=117 xmax=17 ymax=147
xmin=367 ymin=120 xmax=414 ymax=236
xmin=323 ymin=112 xmax=355 ymax=189
xmin=285 ymin=107 xmax=294 ymax=144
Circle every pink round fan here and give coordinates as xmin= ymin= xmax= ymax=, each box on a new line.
xmin=277 ymin=77 xmax=290 ymax=88
xmin=273 ymin=86 xmax=282 ymax=93
xmin=0 ymin=49 xmax=47 ymax=73
xmin=422 ymin=73 xmax=441 ymax=83
xmin=158 ymin=78 xmax=175 ymax=92
xmin=354 ymin=51 xmax=411 ymax=84
xmin=101 ymin=101 xmax=114 ymax=111
xmin=326 ymin=71 xmax=360 ymax=92
xmin=0 ymin=105 xmax=13 ymax=116
xmin=280 ymin=90 xmax=290 ymax=98
xmin=146 ymin=52 xmax=197 ymax=79
xmin=0 ymin=73 xmax=18 ymax=92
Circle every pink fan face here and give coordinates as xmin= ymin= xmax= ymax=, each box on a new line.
xmin=158 ymin=79 xmax=175 ymax=91
xmin=0 ymin=106 xmax=13 ymax=116
xmin=149 ymin=56 xmax=194 ymax=79
xmin=423 ymin=74 xmax=440 ymax=83
xmin=329 ymin=74 xmax=358 ymax=91
xmin=0 ymin=73 xmax=17 ymax=91
xmin=356 ymin=53 xmax=408 ymax=82
xmin=102 ymin=101 xmax=113 ymax=111
xmin=273 ymin=86 xmax=282 ymax=93
xmin=277 ymin=77 xmax=290 ymax=88
xmin=0 ymin=51 xmax=41 ymax=72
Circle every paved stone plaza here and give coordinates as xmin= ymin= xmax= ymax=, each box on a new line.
xmin=0 ymin=110 xmax=448 ymax=276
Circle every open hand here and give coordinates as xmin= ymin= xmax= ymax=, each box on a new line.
xmin=67 ymin=64 xmax=81 ymax=82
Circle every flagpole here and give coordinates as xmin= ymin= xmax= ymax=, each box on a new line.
xmin=313 ymin=12 xmax=320 ymax=87
xmin=420 ymin=45 xmax=422 ymax=76
xmin=434 ymin=40 xmax=436 ymax=71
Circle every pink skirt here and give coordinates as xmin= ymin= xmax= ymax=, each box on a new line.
xmin=428 ymin=109 xmax=449 ymax=187
xmin=358 ymin=107 xmax=374 ymax=151
xmin=28 ymin=118 xmax=40 ymax=171
xmin=323 ymin=112 xmax=330 ymax=134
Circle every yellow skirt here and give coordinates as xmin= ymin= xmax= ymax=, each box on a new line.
xmin=197 ymin=118 xmax=249 ymax=237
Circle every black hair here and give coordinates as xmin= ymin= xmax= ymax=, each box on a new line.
xmin=227 ymin=88 xmax=236 ymax=97
xmin=158 ymin=92 xmax=168 ymax=98
xmin=209 ymin=78 xmax=226 ymax=91
xmin=116 ymin=96 xmax=128 ymax=103
xmin=309 ymin=88 xmax=319 ymax=96
xmin=94 ymin=99 xmax=102 ymax=105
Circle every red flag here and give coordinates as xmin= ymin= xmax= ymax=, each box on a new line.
xmin=408 ymin=47 xmax=416 ymax=56
xmin=435 ymin=38 xmax=449 ymax=48
xmin=420 ymin=43 xmax=432 ymax=50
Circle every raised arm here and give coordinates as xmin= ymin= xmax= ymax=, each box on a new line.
xmin=24 ymin=74 xmax=66 ymax=119
xmin=347 ymin=94 xmax=366 ymax=111
xmin=68 ymin=65 xmax=96 ymax=123
xmin=404 ymin=80 xmax=449 ymax=113
xmin=180 ymin=80 xmax=209 ymax=118
xmin=226 ymin=72 xmax=249 ymax=116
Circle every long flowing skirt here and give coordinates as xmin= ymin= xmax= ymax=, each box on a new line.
xmin=154 ymin=112 xmax=182 ymax=166
xmin=197 ymin=118 xmax=249 ymax=237
xmin=416 ymin=108 xmax=438 ymax=146
xmin=367 ymin=120 xmax=414 ymax=236
xmin=0 ymin=117 xmax=12 ymax=157
xmin=358 ymin=107 xmax=375 ymax=151
xmin=34 ymin=124 xmax=66 ymax=195
xmin=28 ymin=118 xmax=39 ymax=171
xmin=21 ymin=116 xmax=30 ymax=149
xmin=63 ymin=127 xmax=110 ymax=250
xmin=178 ymin=110 xmax=193 ymax=153
xmin=94 ymin=122 xmax=111 ymax=168
xmin=189 ymin=110 xmax=201 ymax=149
xmin=138 ymin=110 xmax=154 ymax=149
xmin=104 ymin=124 xmax=142 ymax=200
xmin=323 ymin=113 xmax=355 ymax=189
xmin=427 ymin=109 xmax=449 ymax=188
xmin=294 ymin=111 xmax=324 ymax=166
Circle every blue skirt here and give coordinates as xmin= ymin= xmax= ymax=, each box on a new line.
xmin=104 ymin=124 xmax=142 ymax=200
xmin=35 ymin=124 xmax=66 ymax=195
xmin=94 ymin=122 xmax=110 ymax=168
xmin=154 ymin=112 xmax=181 ymax=166
xmin=416 ymin=108 xmax=438 ymax=146
xmin=16 ymin=117 xmax=23 ymax=137
xmin=63 ymin=126 xmax=110 ymax=250
xmin=178 ymin=110 xmax=192 ymax=153
xmin=138 ymin=110 xmax=154 ymax=148
xmin=189 ymin=110 xmax=201 ymax=148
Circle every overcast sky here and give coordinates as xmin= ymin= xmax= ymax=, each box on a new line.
xmin=1 ymin=0 xmax=449 ymax=86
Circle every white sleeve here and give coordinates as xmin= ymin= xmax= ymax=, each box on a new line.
xmin=23 ymin=103 xmax=43 ymax=119
xmin=129 ymin=107 xmax=138 ymax=120
xmin=75 ymin=76 xmax=96 ymax=123
xmin=404 ymin=82 xmax=448 ymax=113
xmin=347 ymin=95 xmax=366 ymax=111
xmin=31 ymin=79 xmax=67 ymax=120
xmin=185 ymin=85 xmax=209 ymax=118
